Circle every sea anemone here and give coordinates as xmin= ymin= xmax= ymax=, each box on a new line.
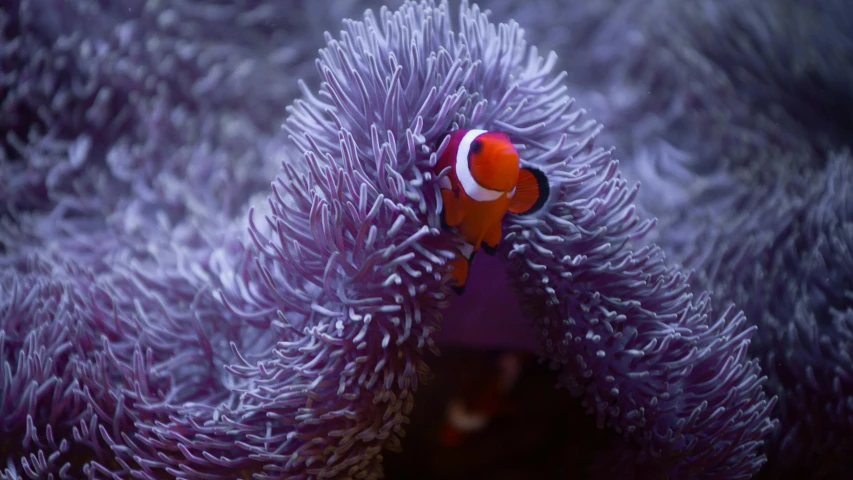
xmin=635 ymin=144 xmax=853 ymax=479
xmin=751 ymin=153 xmax=853 ymax=479
xmin=232 ymin=0 xmax=776 ymax=477
xmin=620 ymin=1 xmax=853 ymax=477
xmin=0 ymin=253 xmax=174 ymax=479
xmin=0 ymin=256 xmax=100 ymax=480
xmin=0 ymin=0 xmax=377 ymax=262
xmin=1 ymin=0 xmax=779 ymax=478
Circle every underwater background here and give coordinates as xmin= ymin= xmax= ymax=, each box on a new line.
xmin=1 ymin=0 xmax=851 ymax=478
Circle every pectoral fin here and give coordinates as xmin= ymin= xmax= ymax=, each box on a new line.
xmin=507 ymin=167 xmax=549 ymax=215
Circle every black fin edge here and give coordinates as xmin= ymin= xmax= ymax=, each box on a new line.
xmin=517 ymin=167 xmax=550 ymax=216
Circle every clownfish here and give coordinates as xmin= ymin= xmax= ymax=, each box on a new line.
xmin=438 ymin=352 xmax=529 ymax=447
xmin=435 ymin=129 xmax=549 ymax=294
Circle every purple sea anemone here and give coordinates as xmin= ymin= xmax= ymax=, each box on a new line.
xmin=1 ymin=0 xmax=380 ymax=262
xmin=608 ymin=0 xmax=853 ymax=477
xmin=2 ymin=0 xmax=781 ymax=478
xmin=1 ymin=257 xmax=100 ymax=479
xmin=260 ymin=1 xmax=776 ymax=477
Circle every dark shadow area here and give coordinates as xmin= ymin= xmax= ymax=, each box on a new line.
xmin=385 ymin=348 xmax=611 ymax=480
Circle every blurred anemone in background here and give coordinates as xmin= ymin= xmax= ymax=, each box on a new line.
xmin=0 ymin=0 xmax=850 ymax=479
xmin=0 ymin=0 xmax=384 ymax=263
xmin=589 ymin=1 xmax=853 ymax=478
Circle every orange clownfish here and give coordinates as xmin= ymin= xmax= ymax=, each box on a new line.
xmin=435 ymin=129 xmax=549 ymax=294
xmin=438 ymin=352 xmax=529 ymax=447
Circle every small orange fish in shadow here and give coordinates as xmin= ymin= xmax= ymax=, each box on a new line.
xmin=435 ymin=129 xmax=550 ymax=294
xmin=438 ymin=352 xmax=531 ymax=447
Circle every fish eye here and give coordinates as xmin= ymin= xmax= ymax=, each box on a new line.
xmin=470 ymin=140 xmax=482 ymax=154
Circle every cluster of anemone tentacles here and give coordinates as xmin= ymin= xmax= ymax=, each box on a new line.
xmin=4 ymin=0 xmax=848 ymax=478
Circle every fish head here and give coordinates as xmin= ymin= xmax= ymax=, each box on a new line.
xmin=468 ymin=131 xmax=520 ymax=193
